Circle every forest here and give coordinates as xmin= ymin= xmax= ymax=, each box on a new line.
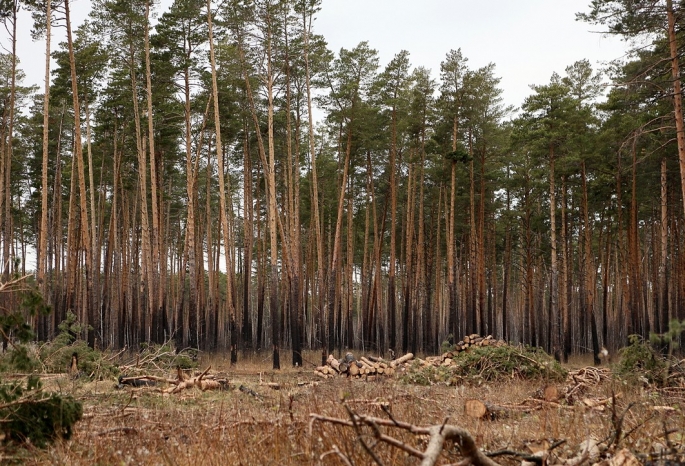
xmin=0 ymin=0 xmax=683 ymax=370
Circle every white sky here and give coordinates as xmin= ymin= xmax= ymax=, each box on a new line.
xmin=12 ymin=0 xmax=630 ymax=111
xmin=316 ymin=0 xmax=631 ymax=109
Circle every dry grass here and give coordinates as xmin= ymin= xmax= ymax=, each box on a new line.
xmin=4 ymin=350 xmax=684 ymax=465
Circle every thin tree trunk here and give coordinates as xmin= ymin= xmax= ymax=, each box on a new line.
xmin=144 ymin=0 xmax=162 ymax=344
xmin=548 ymin=144 xmax=560 ymax=360
xmin=65 ymin=0 xmax=94 ymax=345
xmin=665 ymin=0 xmax=685 ymax=224
xmin=207 ymin=0 xmax=235 ymax=356
xmin=38 ymin=0 xmax=52 ymax=292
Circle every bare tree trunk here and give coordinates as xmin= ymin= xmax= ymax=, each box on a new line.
xmin=0 ymin=1 xmax=18 ymax=279
xmin=207 ymin=0 xmax=235 ymax=355
xmin=665 ymin=0 xmax=685 ymax=224
xmin=560 ymin=176 xmax=570 ymax=361
xmin=658 ymin=157 xmax=668 ymax=334
xmin=548 ymin=144 xmax=560 ymax=360
xmin=65 ymin=0 xmax=94 ymax=345
xmin=580 ymin=161 xmax=600 ymax=364
xmin=402 ymin=157 xmax=414 ymax=353
xmin=38 ymin=0 xmax=52 ymax=292
xmin=447 ymin=115 xmax=459 ymax=341
xmin=388 ymin=103 xmax=399 ymax=353
xmin=477 ymin=143 xmax=486 ymax=336
xmin=302 ymin=4 xmax=326 ymax=365
xmin=242 ymin=124 xmax=254 ymax=351
xmin=144 ymin=0 xmax=162 ymax=344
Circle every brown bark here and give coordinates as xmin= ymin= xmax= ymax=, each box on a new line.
xmin=666 ymin=0 xmax=685 ymax=224
xmin=548 ymin=144 xmax=560 ymax=360
xmin=208 ymin=0 xmax=235 ymax=354
xmin=38 ymin=0 xmax=52 ymax=291
xmin=65 ymin=0 xmax=94 ymax=344
xmin=144 ymin=0 xmax=162 ymax=343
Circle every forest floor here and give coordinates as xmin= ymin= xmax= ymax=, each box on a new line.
xmin=4 ymin=350 xmax=685 ymax=465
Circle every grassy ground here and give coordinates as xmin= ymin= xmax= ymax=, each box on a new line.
xmin=4 ymin=350 xmax=684 ymax=465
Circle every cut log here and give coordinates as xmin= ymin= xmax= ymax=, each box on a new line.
xmin=543 ymin=385 xmax=559 ymax=402
xmin=360 ymin=356 xmax=375 ymax=367
xmin=348 ymin=362 xmax=360 ymax=377
xmin=359 ymin=359 xmax=374 ymax=370
xmin=200 ymin=379 xmax=226 ymax=391
xmin=327 ymin=354 xmax=341 ymax=372
xmin=390 ymin=353 xmax=414 ymax=368
xmin=465 ymin=399 xmax=488 ymax=419
xmin=464 ymin=399 xmax=506 ymax=420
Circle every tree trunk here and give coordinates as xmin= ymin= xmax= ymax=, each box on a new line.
xmin=65 ymin=0 xmax=94 ymax=345
xmin=38 ymin=0 xmax=52 ymax=293
xmin=548 ymin=144 xmax=560 ymax=361
xmin=207 ymin=0 xmax=235 ymax=355
xmin=665 ymin=0 xmax=685 ymax=225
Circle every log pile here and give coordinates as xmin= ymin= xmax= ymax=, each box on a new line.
xmin=313 ymin=335 xmax=509 ymax=379
xmin=447 ymin=333 xmax=506 ymax=355
xmin=315 ymin=352 xmax=413 ymax=379
xmin=419 ymin=334 xmax=507 ymax=368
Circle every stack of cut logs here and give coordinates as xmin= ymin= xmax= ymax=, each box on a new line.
xmin=315 ymin=352 xmax=414 ymax=379
xmin=453 ymin=333 xmax=506 ymax=352
xmin=314 ymin=334 xmax=506 ymax=379
xmin=406 ymin=334 xmax=507 ymax=369
xmin=436 ymin=334 xmax=506 ymax=362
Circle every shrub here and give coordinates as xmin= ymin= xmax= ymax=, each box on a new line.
xmin=38 ymin=312 xmax=119 ymax=380
xmin=0 ymin=376 xmax=82 ymax=447
xmin=0 ymin=274 xmax=82 ymax=448
xmin=616 ymin=334 xmax=668 ymax=386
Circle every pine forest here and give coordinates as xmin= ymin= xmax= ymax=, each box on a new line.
xmin=0 ymin=0 xmax=684 ymax=370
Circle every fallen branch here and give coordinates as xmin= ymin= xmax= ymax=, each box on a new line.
xmin=97 ymin=427 xmax=139 ymax=436
xmin=239 ymin=384 xmax=263 ymax=400
xmin=163 ymin=366 xmax=211 ymax=394
xmin=310 ymin=411 xmax=500 ymax=466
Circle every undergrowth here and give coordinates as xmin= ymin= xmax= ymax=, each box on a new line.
xmin=0 ymin=272 xmax=83 ymax=449
xmin=616 ymin=333 xmax=684 ymax=387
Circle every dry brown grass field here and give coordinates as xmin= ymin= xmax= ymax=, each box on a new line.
xmin=5 ymin=350 xmax=685 ymax=465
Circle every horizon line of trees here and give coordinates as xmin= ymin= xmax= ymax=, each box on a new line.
xmin=0 ymin=0 xmax=684 ymax=368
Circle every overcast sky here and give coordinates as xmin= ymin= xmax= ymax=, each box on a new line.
xmin=316 ymin=0 xmax=630 ymax=109
xmin=13 ymin=0 xmax=630 ymax=111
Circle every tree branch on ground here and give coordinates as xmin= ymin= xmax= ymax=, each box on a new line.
xmin=311 ymin=408 xmax=501 ymax=466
